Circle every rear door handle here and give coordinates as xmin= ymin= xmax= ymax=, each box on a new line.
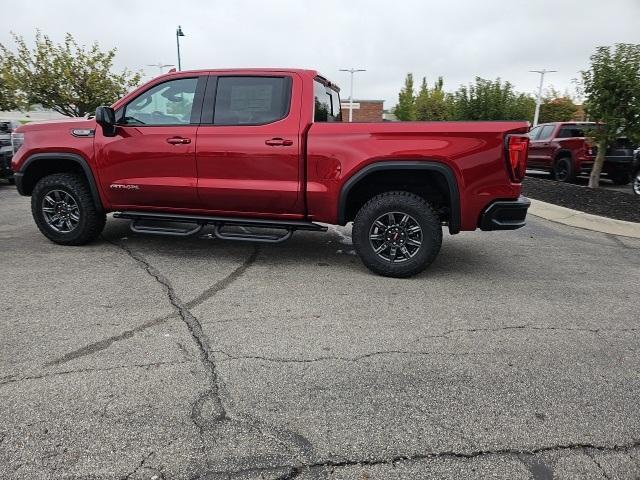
xmin=265 ymin=137 xmax=293 ymax=146
xmin=166 ymin=136 xmax=191 ymax=145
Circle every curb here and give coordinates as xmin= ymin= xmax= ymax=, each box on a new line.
xmin=528 ymin=199 xmax=640 ymax=239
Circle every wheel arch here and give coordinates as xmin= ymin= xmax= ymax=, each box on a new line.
xmin=18 ymin=153 xmax=104 ymax=213
xmin=337 ymin=161 xmax=460 ymax=234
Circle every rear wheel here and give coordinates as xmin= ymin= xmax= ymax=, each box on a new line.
xmin=352 ymin=191 xmax=442 ymax=278
xmin=552 ymin=157 xmax=575 ymax=183
xmin=31 ymin=173 xmax=106 ymax=245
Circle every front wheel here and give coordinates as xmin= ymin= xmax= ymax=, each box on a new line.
xmin=352 ymin=191 xmax=443 ymax=278
xmin=31 ymin=173 xmax=106 ymax=245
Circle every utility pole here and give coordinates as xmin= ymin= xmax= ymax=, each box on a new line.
xmin=530 ymin=69 xmax=556 ymax=126
xmin=339 ymin=68 xmax=366 ymax=122
xmin=146 ymin=62 xmax=175 ymax=76
xmin=176 ymin=26 xmax=185 ymax=71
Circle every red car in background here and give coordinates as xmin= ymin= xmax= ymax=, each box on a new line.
xmin=527 ymin=122 xmax=635 ymax=184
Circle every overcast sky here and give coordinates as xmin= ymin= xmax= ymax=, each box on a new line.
xmin=3 ymin=0 xmax=639 ymax=108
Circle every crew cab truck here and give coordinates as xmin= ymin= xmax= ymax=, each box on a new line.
xmin=11 ymin=68 xmax=530 ymax=278
xmin=527 ymin=122 xmax=635 ymax=184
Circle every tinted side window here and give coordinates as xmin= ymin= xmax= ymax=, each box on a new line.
xmin=558 ymin=126 xmax=590 ymax=138
xmin=214 ymin=76 xmax=291 ymax=125
xmin=314 ymin=81 xmax=331 ymax=122
xmin=314 ymin=80 xmax=341 ymax=122
xmin=121 ymin=77 xmax=198 ymax=125
xmin=538 ymin=125 xmax=555 ymax=140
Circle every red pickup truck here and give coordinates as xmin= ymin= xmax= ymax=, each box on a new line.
xmin=527 ymin=122 xmax=635 ymax=184
xmin=10 ymin=68 xmax=530 ymax=277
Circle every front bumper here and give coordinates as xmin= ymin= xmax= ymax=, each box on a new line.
xmin=479 ymin=196 xmax=530 ymax=231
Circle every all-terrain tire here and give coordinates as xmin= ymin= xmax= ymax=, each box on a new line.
xmin=352 ymin=191 xmax=442 ymax=278
xmin=31 ymin=173 xmax=106 ymax=245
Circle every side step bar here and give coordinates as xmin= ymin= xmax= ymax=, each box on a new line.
xmin=113 ymin=210 xmax=327 ymax=244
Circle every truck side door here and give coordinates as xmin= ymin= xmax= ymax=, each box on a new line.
xmin=95 ymin=75 xmax=206 ymax=209
xmin=195 ymin=74 xmax=304 ymax=216
xmin=528 ymin=124 xmax=556 ymax=169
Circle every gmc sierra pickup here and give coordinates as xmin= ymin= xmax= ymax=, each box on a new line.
xmin=11 ymin=68 xmax=530 ymax=277
xmin=527 ymin=122 xmax=636 ymax=184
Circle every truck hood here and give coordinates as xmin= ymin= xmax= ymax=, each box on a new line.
xmin=16 ymin=117 xmax=96 ymax=133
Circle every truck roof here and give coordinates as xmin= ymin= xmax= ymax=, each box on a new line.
xmin=155 ymin=67 xmax=320 ymax=78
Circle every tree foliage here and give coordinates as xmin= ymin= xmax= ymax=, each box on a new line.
xmin=582 ymin=43 xmax=640 ymax=187
xmin=415 ymin=76 xmax=448 ymax=120
xmin=538 ymin=90 xmax=578 ymax=124
xmin=0 ymin=31 xmax=141 ymax=117
xmin=448 ymin=77 xmax=535 ymax=121
xmin=394 ymin=73 xmax=416 ymax=120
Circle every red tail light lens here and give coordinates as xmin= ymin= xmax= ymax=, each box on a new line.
xmin=506 ymin=135 xmax=529 ymax=183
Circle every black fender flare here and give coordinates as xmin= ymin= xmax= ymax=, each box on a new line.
xmin=18 ymin=153 xmax=104 ymax=213
xmin=337 ymin=160 xmax=460 ymax=234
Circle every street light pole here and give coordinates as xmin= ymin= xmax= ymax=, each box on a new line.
xmin=339 ymin=68 xmax=366 ymax=122
xmin=530 ymin=69 xmax=557 ymax=126
xmin=176 ymin=26 xmax=185 ymax=71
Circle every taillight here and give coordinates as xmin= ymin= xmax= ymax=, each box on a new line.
xmin=505 ymin=134 xmax=529 ymax=183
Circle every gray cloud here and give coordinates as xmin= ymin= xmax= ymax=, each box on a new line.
xmin=2 ymin=0 xmax=639 ymax=107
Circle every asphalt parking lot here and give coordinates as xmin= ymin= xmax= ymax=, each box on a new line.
xmin=1 ymin=182 xmax=639 ymax=479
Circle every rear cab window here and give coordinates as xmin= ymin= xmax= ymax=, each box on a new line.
xmin=313 ymin=79 xmax=342 ymax=122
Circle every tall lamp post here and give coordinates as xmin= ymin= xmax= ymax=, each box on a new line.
xmin=176 ymin=26 xmax=185 ymax=71
xmin=339 ymin=68 xmax=366 ymax=122
xmin=530 ymin=69 xmax=556 ymax=126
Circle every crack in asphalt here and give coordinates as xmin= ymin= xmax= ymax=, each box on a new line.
xmin=121 ymin=450 xmax=157 ymax=480
xmin=585 ymin=448 xmax=612 ymax=480
xmin=0 ymin=360 xmax=193 ymax=386
xmin=200 ymin=441 xmax=640 ymax=478
xmin=113 ymin=242 xmax=231 ymax=429
xmin=44 ymin=240 xmax=259 ymax=367
xmin=517 ymin=453 xmax=554 ymax=480
xmin=215 ymin=349 xmax=494 ymax=364
xmin=108 ymin=241 xmax=317 ymax=470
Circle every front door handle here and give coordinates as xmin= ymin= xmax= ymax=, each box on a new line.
xmin=166 ymin=136 xmax=191 ymax=145
xmin=265 ymin=137 xmax=293 ymax=146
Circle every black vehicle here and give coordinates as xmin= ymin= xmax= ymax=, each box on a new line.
xmin=0 ymin=121 xmax=19 ymax=184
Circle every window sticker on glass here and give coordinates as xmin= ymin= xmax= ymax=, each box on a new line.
xmin=230 ymin=85 xmax=274 ymax=112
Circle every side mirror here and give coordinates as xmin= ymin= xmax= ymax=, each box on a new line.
xmin=95 ymin=106 xmax=116 ymax=137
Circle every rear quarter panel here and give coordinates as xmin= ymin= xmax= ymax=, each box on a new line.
xmin=306 ymin=122 xmax=528 ymax=230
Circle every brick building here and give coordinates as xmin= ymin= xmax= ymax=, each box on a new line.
xmin=340 ymin=99 xmax=385 ymax=122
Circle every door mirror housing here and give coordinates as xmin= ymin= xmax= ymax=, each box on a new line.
xmin=95 ymin=106 xmax=116 ymax=137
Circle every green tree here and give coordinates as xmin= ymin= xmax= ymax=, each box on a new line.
xmin=415 ymin=76 xmax=449 ymax=120
xmin=449 ymin=77 xmax=535 ymax=121
xmin=395 ymin=73 xmax=416 ymax=120
xmin=0 ymin=31 xmax=140 ymax=116
xmin=538 ymin=88 xmax=578 ymax=123
xmin=582 ymin=43 xmax=640 ymax=187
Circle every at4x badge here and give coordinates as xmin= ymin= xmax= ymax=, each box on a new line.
xmin=110 ymin=184 xmax=140 ymax=190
